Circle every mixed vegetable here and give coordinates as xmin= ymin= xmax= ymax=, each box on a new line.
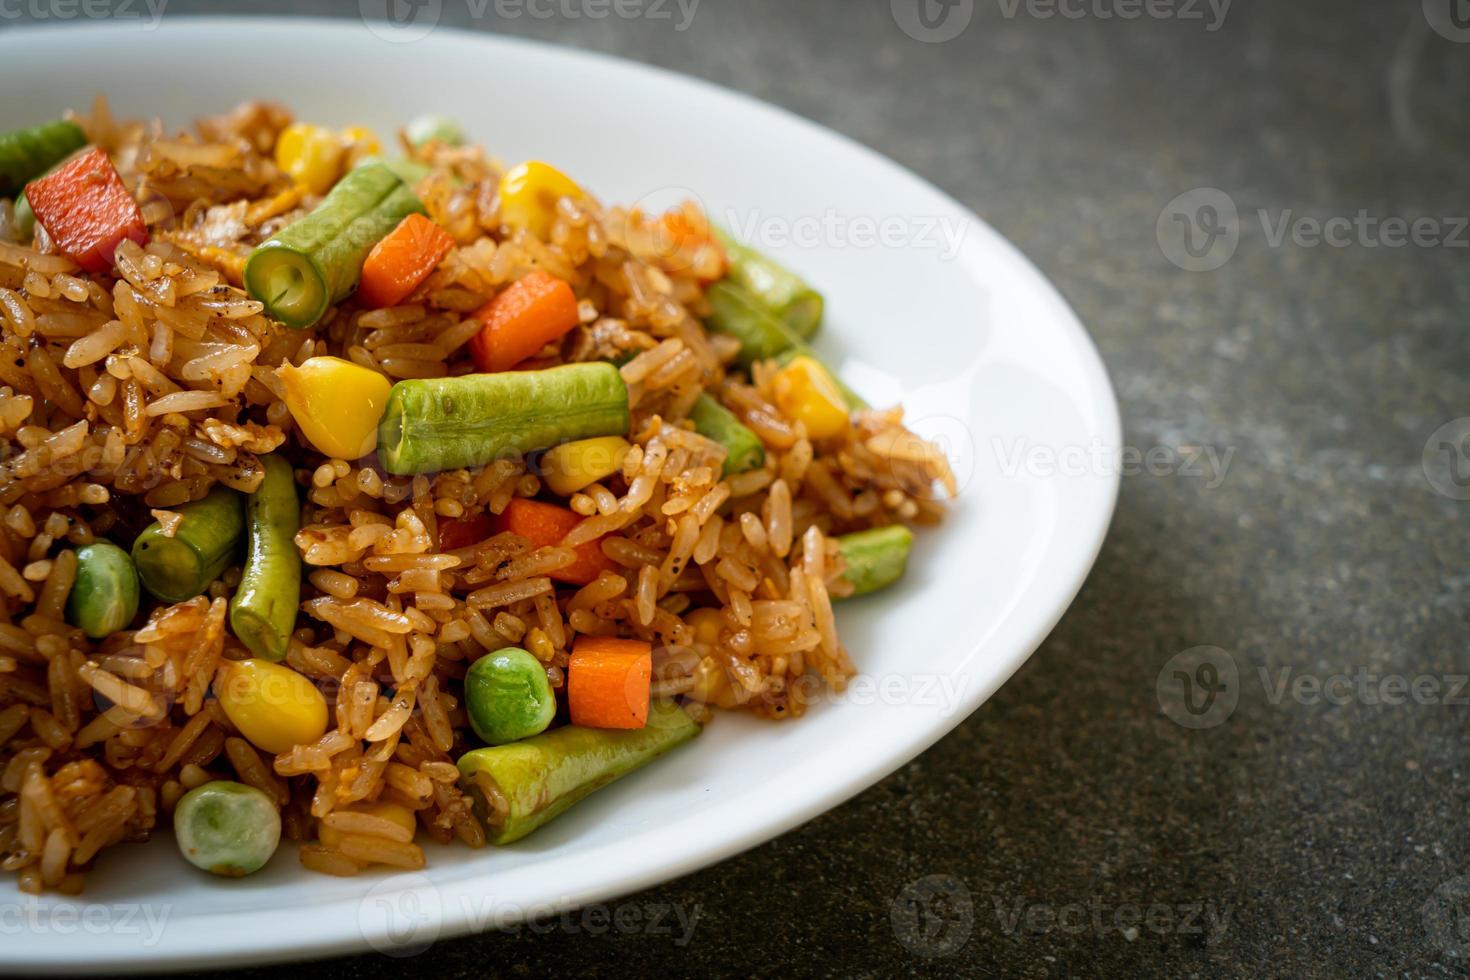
xmin=4 ymin=110 xmax=932 ymax=881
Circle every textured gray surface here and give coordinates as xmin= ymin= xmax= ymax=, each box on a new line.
xmin=14 ymin=0 xmax=1470 ymax=974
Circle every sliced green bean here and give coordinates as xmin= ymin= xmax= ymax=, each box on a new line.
xmin=405 ymin=114 xmax=466 ymax=148
xmin=65 ymin=543 xmax=140 ymax=639
xmin=714 ymin=227 xmax=823 ymax=339
xmin=704 ymin=281 xmax=866 ymax=409
xmin=229 ymin=455 xmax=301 ymax=662
xmin=836 ymin=525 xmax=914 ymax=597
xmin=378 ymin=363 xmax=630 ymax=476
xmin=705 ymin=280 xmax=803 ymax=367
xmin=689 ymin=393 xmax=764 ymax=475
xmin=12 ymin=190 xmax=35 ymax=241
xmin=0 ymin=120 xmax=86 ymax=198
xmin=457 ymin=700 xmax=700 ymax=844
xmin=132 ymin=487 xmax=244 ymax=603
xmin=352 ymin=154 xmax=432 ymax=187
xmin=244 ymin=164 xmax=424 ymax=328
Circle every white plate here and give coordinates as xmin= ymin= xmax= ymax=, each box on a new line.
xmin=0 ymin=18 xmax=1120 ymax=973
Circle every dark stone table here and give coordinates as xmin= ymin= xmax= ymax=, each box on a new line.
xmin=23 ymin=0 xmax=1470 ymax=974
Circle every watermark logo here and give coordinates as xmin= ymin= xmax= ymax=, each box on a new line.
xmin=359 ymin=0 xmax=443 ymax=43
xmin=358 ymin=874 xmax=443 ymax=957
xmin=1424 ymin=876 xmax=1470 ymax=958
xmin=891 ymin=874 xmax=974 ymax=958
xmin=892 ymin=0 xmax=975 ymax=42
xmin=1157 ymin=187 xmax=1239 ymax=272
xmin=1424 ymin=0 xmax=1470 ymax=42
xmin=1423 ymin=418 xmax=1470 ymax=501
xmin=995 ymin=0 xmax=1231 ymax=31
xmin=1155 ymin=646 xmax=1239 ymax=729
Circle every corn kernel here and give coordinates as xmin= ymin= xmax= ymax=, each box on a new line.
xmin=685 ymin=607 xmax=725 ymax=646
xmin=319 ymin=801 xmax=417 ymax=849
xmin=498 ymin=161 xmax=583 ymax=240
xmin=275 ymin=123 xmax=346 ymax=196
xmin=339 ymin=126 xmax=382 ymax=166
xmin=540 ymin=436 xmax=630 ymax=496
xmin=216 ymin=659 xmax=328 ymax=755
xmin=771 ymin=356 xmax=849 ymax=439
xmin=276 ymin=356 xmax=392 ymax=461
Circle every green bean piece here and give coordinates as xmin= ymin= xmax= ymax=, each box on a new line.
xmin=405 ymin=114 xmax=466 ymax=148
xmin=378 ymin=363 xmax=630 ymax=476
xmin=244 ymin=164 xmax=424 ymax=328
xmin=704 ymin=280 xmax=804 ymax=367
xmin=352 ymin=154 xmax=432 ymax=187
xmin=704 ymin=282 xmax=866 ymax=408
xmin=0 ymin=120 xmax=86 ymax=198
xmin=229 ymin=456 xmax=301 ymax=662
xmin=132 ymin=487 xmax=245 ymax=603
xmin=12 ymin=191 xmax=35 ymax=241
xmin=457 ymin=700 xmax=701 ymax=844
xmin=64 ymin=543 xmax=140 ymax=639
xmin=713 ymin=227 xmax=823 ymax=339
xmin=173 ymin=781 xmax=281 ymax=877
xmin=689 ymin=393 xmax=764 ymax=476
xmin=836 ymin=525 xmax=914 ymax=597
xmin=465 ymin=647 xmax=556 ymax=746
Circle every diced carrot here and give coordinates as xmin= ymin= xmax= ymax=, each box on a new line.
xmin=438 ymin=514 xmax=494 ymax=552
xmin=567 ymin=636 xmax=652 ymax=729
xmin=491 ymin=498 xmax=616 ymax=586
xmin=467 ymin=270 xmax=580 ymax=373
xmin=357 ymin=213 xmax=454 ymax=309
xmin=24 ymin=146 xmax=147 ymax=274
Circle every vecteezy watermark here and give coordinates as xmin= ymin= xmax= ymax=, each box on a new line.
xmin=359 ymin=877 xmax=702 ymax=957
xmin=890 ymin=0 xmax=1229 ymax=43
xmin=993 ymin=895 xmax=1232 ymax=941
xmin=891 ymin=874 xmax=974 ymax=958
xmin=993 ymin=0 xmax=1231 ymax=31
xmin=359 ymin=0 xmax=700 ymax=44
xmin=0 ymin=902 xmax=172 ymax=945
xmin=1158 ymin=647 xmax=1470 ymax=729
xmin=719 ymin=209 xmax=969 ymax=261
xmin=1424 ymin=876 xmax=1470 ymax=959
xmin=0 ymin=0 xmax=167 ymax=28
xmin=1422 ymin=418 xmax=1470 ymax=502
xmin=1159 ymin=188 xmax=1469 ymax=272
xmin=1424 ymin=0 xmax=1470 ymax=43
xmin=992 ymin=436 xmax=1234 ymax=488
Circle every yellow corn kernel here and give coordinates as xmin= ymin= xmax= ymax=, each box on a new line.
xmin=319 ymin=801 xmax=417 ymax=850
xmin=275 ymin=123 xmax=346 ymax=196
xmin=276 ymin=356 xmax=392 ymax=461
xmin=685 ymin=607 xmax=725 ymax=646
xmin=540 ymin=436 xmax=630 ymax=496
xmin=498 ymin=161 xmax=584 ymax=240
xmin=216 ymin=659 xmax=328 ymax=756
xmin=771 ymin=356 xmax=849 ymax=439
xmin=339 ymin=126 xmax=382 ymax=166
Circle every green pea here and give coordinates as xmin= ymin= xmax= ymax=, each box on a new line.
xmin=173 ymin=781 xmax=281 ymax=878
xmin=65 ymin=542 xmax=140 ymax=639
xmin=465 ymin=647 xmax=556 ymax=746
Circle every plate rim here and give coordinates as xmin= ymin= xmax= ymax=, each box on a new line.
xmin=0 ymin=15 xmax=1122 ymax=973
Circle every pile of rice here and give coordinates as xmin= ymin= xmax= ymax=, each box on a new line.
xmin=0 ymin=99 xmax=954 ymax=893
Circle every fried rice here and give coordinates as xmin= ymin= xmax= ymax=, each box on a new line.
xmin=0 ymin=97 xmax=955 ymax=893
